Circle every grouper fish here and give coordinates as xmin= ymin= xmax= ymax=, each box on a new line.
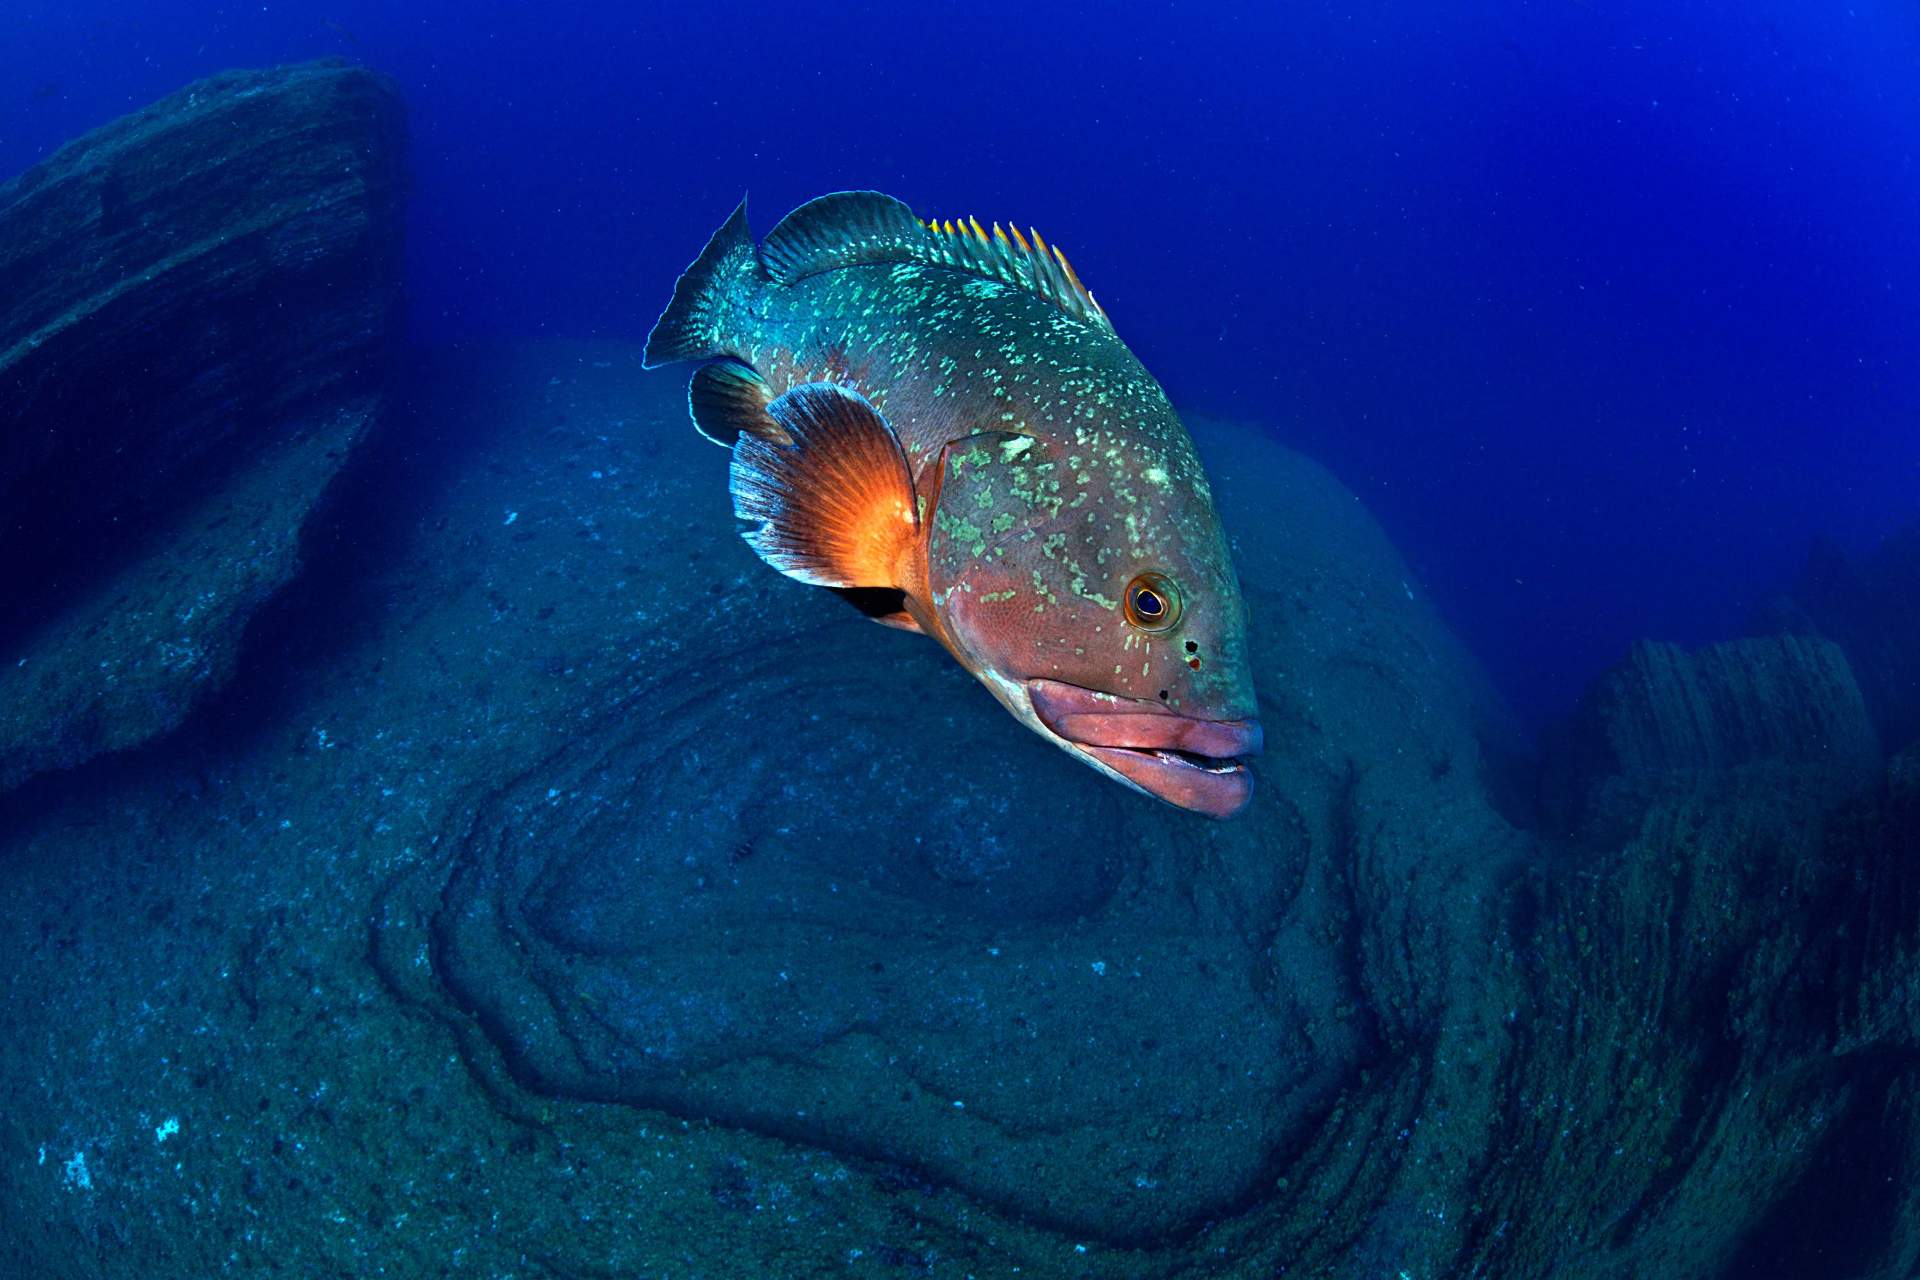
xmin=643 ymin=191 xmax=1262 ymax=818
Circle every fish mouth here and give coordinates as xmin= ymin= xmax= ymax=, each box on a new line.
xmin=1026 ymin=678 xmax=1262 ymax=819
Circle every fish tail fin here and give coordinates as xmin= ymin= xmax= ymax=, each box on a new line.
xmin=642 ymin=197 xmax=762 ymax=368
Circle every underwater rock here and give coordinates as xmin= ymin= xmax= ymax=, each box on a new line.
xmin=1541 ymin=634 xmax=1879 ymax=838
xmin=362 ymin=366 xmax=1520 ymax=1250
xmin=1755 ymin=526 xmax=1920 ymax=753
xmin=7 ymin=341 xmax=1914 ymax=1276
xmin=0 ymin=59 xmax=403 ymax=792
xmin=1487 ymin=634 xmax=1920 ymax=1277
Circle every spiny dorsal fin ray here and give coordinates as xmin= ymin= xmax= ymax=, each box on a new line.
xmin=758 ymin=190 xmax=1113 ymax=332
xmin=918 ymin=216 xmax=1107 ymax=329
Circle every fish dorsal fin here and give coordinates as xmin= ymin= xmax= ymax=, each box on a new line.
xmin=919 ymin=214 xmax=1109 ymax=331
xmin=759 ymin=191 xmax=929 ymax=285
xmin=759 ymin=191 xmax=1113 ymax=332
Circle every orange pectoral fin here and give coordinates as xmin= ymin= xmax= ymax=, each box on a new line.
xmin=729 ymin=382 xmax=921 ymax=590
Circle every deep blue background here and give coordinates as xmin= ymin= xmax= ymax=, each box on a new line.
xmin=5 ymin=1 xmax=1917 ymax=727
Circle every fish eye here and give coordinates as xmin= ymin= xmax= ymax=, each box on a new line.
xmin=1123 ymin=572 xmax=1182 ymax=632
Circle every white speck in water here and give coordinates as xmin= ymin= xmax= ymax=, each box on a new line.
xmin=1091 ymin=961 xmax=1107 ymax=976
xmin=154 ymin=1117 xmax=180 ymax=1144
xmin=504 ymin=510 xmax=519 ymax=526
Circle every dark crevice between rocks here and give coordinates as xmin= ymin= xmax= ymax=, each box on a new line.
xmin=0 ymin=290 xmax=395 ymax=654
xmin=0 ymin=377 xmax=413 ymax=842
xmin=1716 ymin=1049 xmax=1920 ymax=1280
xmin=181 ymin=358 xmax=482 ymax=754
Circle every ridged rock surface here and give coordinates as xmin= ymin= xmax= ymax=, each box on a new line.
xmin=1543 ymin=634 xmax=1880 ymax=836
xmin=1756 ymin=528 xmax=1920 ymax=753
xmin=0 ymin=59 xmax=404 ymax=792
xmin=360 ymin=377 xmax=1521 ymax=1248
xmin=1493 ymin=636 xmax=1920 ymax=1279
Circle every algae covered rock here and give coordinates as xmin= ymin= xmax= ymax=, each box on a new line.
xmin=0 ymin=59 xmax=404 ymax=792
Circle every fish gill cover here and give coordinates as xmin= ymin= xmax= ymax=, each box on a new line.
xmin=0 ymin=3 xmax=1918 ymax=1278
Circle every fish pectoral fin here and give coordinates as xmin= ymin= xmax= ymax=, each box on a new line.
xmin=731 ymin=382 xmax=921 ymax=590
xmin=689 ymin=358 xmax=783 ymax=447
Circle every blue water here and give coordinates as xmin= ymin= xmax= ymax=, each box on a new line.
xmin=5 ymin=0 xmax=1916 ymax=725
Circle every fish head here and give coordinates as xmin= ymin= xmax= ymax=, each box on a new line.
xmin=924 ymin=429 xmax=1261 ymax=818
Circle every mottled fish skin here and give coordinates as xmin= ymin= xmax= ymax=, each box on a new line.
xmin=652 ymin=196 xmax=1260 ymax=814
xmin=738 ymin=263 xmax=1254 ymax=721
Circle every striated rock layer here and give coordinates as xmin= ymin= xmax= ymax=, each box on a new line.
xmin=1542 ymin=634 xmax=1880 ymax=838
xmin=1484 ymin=636 xmax=1920 ymax=1278
xmin=1756 ymin=527 xmax=1920 ymax=753
xmin=0 ymin=59 xmax=404 ymax=792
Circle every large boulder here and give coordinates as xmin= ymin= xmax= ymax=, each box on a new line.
xmin=0 ymin=59 xmax=404 ymax=792
xmin=365 ymin=385 xmax=1522 ymax=1248
xmin=0 ymin=344 xmax=1529 ymax=1275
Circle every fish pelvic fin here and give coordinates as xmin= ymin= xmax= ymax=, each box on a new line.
xmin=730 ymin=382 xmax=921 ymax=591
xmin=642 ymin=197 xmax=763 ymax=368
xmin=688 ymin=358 xmax=782 ymax=448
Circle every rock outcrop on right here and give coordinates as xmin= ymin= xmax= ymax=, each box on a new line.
xmin=0 ymin=59 xmax=404 ymax=794
xmin=1492 ymin=633 xmax=1920 ymax=1279
xmin=1541 ymin=634 xmax=1880 ymax=839
xmin=1755 ymin=526 xmax=1920 ymax=753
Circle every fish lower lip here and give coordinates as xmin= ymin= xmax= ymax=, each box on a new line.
xmin=1075 ymin=744 xmax=1254 ymax=819
xmin=1025 ymin=678 xmax=1261 ymax=818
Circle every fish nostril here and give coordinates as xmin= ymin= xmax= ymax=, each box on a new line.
xmin=1157 ymin=689 xmax=1169 ymax=701
xmin=1184 ymin=639 xmax=1198 ymax=654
